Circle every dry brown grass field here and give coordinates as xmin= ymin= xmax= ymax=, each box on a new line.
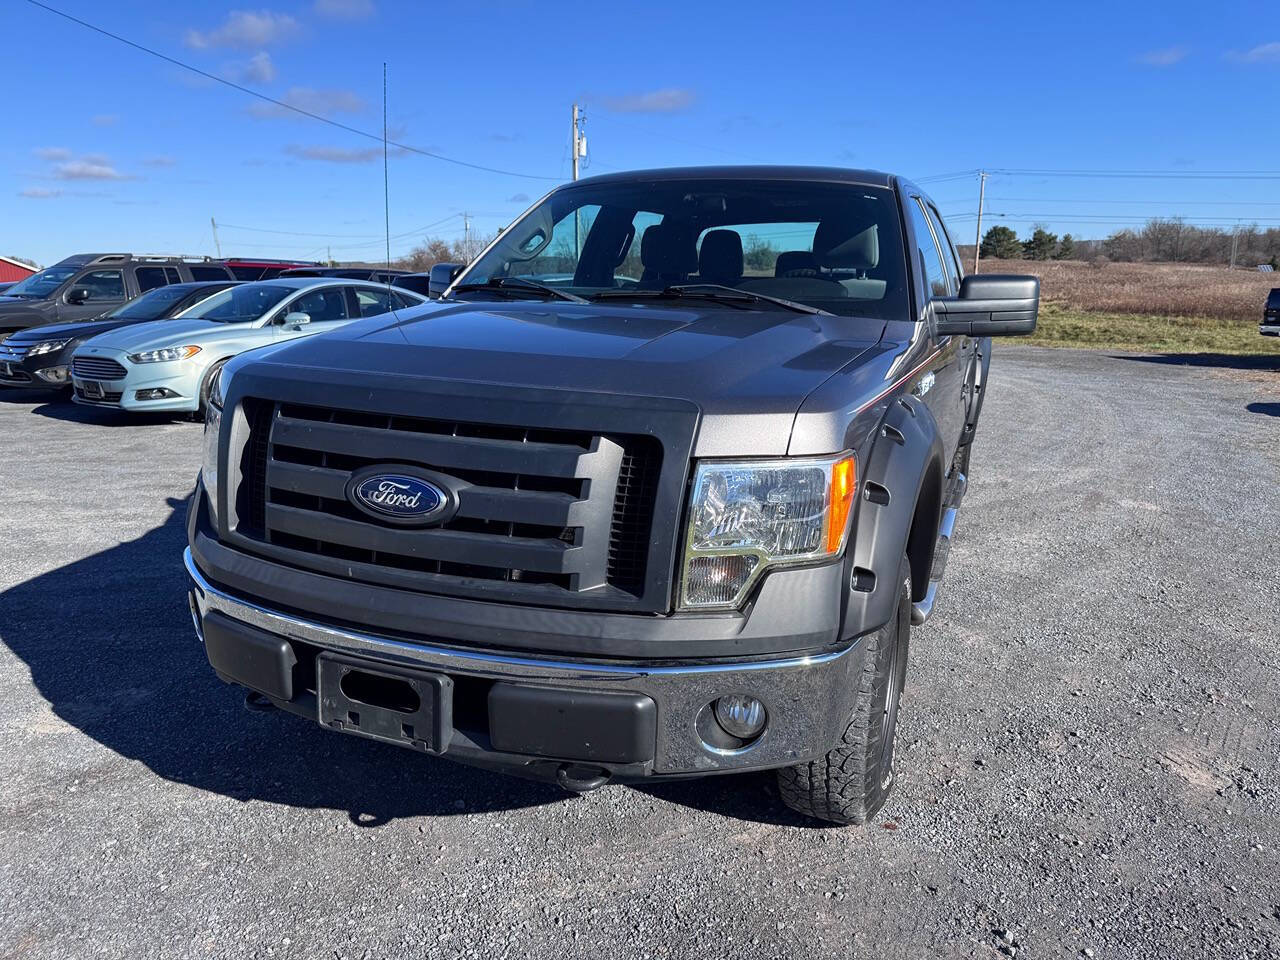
xmin=976 ymin=259 xmax=1279 ymax=355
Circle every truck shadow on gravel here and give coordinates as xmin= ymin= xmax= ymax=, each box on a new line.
xmin=0 ymin=497 xmax=806 ymax=828
xmin=1110 ymin=352 xmax=1280 ymax=371
xmin=0 ymin=498 xmax=572 ymax=826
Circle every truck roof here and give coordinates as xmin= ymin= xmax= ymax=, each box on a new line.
xmin=571 ymin=165 xmax=896 ymax=189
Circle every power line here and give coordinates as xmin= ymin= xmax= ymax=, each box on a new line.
xmin=24 ymin=0 xmax=559 ymax=182
xmin=217 ymin=223 xmax=386 ymax=239
xmin=988 ymin=167 xmax=1280 ymax=181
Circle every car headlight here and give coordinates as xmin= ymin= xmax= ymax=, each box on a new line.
xmin=128 ymin=345 xmax=201 ymax=363
xmin=679 ymin=454 xmax=855 ymax=610
xmin=28 ymin=338 xmax=72 ymax=356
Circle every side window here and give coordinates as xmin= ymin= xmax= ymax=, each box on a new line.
xmin=394 ymin=291 xmax=422 ymax=308
xmin=191 ymin=265 xmax=230 ymax=281
xmin=76 ymin=270 xmax=125 ymax=301
xmin=906 ymin=199 xmax=949 ymax=299
xmin=135 ymin=267 xmax=169 ymax=292
xmin=354 ymin=288 xmax=397 ymax=318
xmin=165 ymin=267 xmax=182 ymax=284
xmin=925 ymin=204 xmax=962 ymax=291
xmin=290 ymin=287 xmax=351 ymax=323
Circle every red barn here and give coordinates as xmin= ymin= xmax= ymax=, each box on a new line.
xmin=0 ymin=256 xmax=38 ymax=283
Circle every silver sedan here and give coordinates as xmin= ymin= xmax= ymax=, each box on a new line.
xmin=69 ymin=278 xmax=427 ymax=415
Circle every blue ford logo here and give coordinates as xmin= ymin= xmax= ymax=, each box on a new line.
xmin=347 ymin=468 xmax=451 ymax=526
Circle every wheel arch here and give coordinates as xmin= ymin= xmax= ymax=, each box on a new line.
xmin=841 ymin=395 xmax=946 ymax=638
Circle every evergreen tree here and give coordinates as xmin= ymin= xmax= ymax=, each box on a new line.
xmin=1022 ymin=227 xmax=1059 ymax=261
xmin=979 ymin=225 xmax=1021 ymax=259
xmin=1055 ymin=234 xmax=1076 ymax=260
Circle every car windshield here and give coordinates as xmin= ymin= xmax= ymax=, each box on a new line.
xmin=457 ymin=177 xmax=910 ymax=320
xmin=103 ymin=285 xmax=198 ymax=320
xmin=180 ymin=284 xmax=292 ymax=323
xmin=3 ymin=265 xmax=78 ymax=298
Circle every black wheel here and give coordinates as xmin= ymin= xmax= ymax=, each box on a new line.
xmin=194 ymin=359 xmax=227 ymax=421
xmin=776 ymin=555 xmax=912 ymax=825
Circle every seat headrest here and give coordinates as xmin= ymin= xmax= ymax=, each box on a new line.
xmin=698 ymin=230 xmax=743 ymax=286
xmin=775 ymin=251 xmax=820 ymax=277
xmin=813 ymin=219 xmax=879 ymax=270
xmin=640 ymin=223 xmax=697 ymax=277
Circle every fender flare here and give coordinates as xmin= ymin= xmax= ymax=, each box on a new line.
xmin=841 ymin=395 xmax=947 ymax=638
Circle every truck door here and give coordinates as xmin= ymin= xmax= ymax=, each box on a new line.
xmin=923 ymin=202 xmax=983 ymax=446
xmin=904 ymin=197 xmax=966 ymax=461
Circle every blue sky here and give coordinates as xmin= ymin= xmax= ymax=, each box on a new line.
xmin=3 ymin=0 xmax=1279 ymax=266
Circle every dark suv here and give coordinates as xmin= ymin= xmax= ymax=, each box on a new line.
xmin=188 ymin=166 xmax=1038 ymax=825
xmin=1263 ymin=288 xmax=1279 ymax=336
xmin=0 ymin=254 xmax=234 ymax=337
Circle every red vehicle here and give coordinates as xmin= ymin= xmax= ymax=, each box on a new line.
xmin=217 ymin=258 xmax=322 ymax=281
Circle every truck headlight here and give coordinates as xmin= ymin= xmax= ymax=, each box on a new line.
xmin=679 ymin=454 xmax=855 ymax=610
xmin=128 ymin=345 xmax=201 ymax=363
xmin=201 ymin=370 xmax=226 ymax=525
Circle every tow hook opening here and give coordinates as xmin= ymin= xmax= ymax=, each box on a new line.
xmin=555 ymin=764 xmax=611 ymax=793
xmin=244 ymin=690 xmax=277 ymax=713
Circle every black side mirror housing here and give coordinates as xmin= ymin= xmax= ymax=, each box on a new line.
xmin=428 ymin=262 xmax=464 ymax=298
xmin=935 ymin=275 xmax=1039 ymax=337
xmin=66 ymin=287 xmax=91 ymax=305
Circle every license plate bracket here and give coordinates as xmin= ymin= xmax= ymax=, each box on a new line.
xmin=83 ymin=380 xmax=104 ymax=399
xmin=317 ymin=653 xmax=453 ymax=753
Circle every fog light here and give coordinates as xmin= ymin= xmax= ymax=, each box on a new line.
xmin=36 ymin=366 xmax=69 ymax=383
xmin=714 ymin=695 xmax=767 ymax=740
xmin=135 ymin=388 xmax=176 ymax=401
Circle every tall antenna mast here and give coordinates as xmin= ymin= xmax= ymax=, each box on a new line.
xmin=383 ymin=62 xmax=391 ymax=275
xmin=210 ymin=217 xmax=222 ymax=258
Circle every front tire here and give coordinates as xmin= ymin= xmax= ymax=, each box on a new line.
xmin=776 ymin=555 xmax=912 ymax=825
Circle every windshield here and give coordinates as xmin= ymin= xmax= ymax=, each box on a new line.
xmin=180 ymin=284 xmax=292 ymax=323
xmin=458 ymin=178 xmax=909 ymax=319
xmin=3 ymin=265 xmax=78 ymax=298
xmin=104 ymin=285 xmax=197 ymax=320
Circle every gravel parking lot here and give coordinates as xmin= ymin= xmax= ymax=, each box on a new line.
xmin=0 ymin=346 xmax=1277 ymax=960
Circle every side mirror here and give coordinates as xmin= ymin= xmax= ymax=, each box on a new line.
xmin=66 ymin=287 xmax=91 ymax=305
xmin=428 ymin=262 xmax=464 ymax=298
xmin=282 ymin=311 xmax=311 ymax=326
xmin=934 ymin=275 xmax=1039 ymax=337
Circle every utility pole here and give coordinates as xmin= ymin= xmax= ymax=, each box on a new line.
xmin=972 ymin=170 xmax=987 ymax=274
xmin=571 ymin=103 xmax=585 ymax=181
xmin=210 ymin=217 xmax=222 ymax=258
xmin=1229 ymin=222 xmax=1239 ymax=270
xmin=463 ymin=213 xmax=471 ymax=261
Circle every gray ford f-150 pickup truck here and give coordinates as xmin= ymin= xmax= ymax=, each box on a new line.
xmin=186 ymin=167 xmax=1038 ymax=824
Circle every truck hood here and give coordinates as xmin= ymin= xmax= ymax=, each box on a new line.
xmin=0 ymin=297 xmax=56 ymax=326
xmin=250 ymin=300 xmax=885 ymax=456
xmin=75 ymin=317 xmax=236 ymax=352
xmin=4 ymin=317 xmax=137 ymax=343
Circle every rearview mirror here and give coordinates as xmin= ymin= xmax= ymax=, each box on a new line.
xmin=428 ymin=262 xmax=464 ymax=298
xmin=66 ymin=287 xmax=91 ymax=305
xmin=282 ymin=311 xmax=311 ymax=326
xmin=934 ymin=275 xmax=1039 ymax=337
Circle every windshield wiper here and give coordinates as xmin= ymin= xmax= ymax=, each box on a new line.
xmin=450 ymin=277 xmax=587 ymax=304
xmin=591 ymin=283 xmax=828 ymax=315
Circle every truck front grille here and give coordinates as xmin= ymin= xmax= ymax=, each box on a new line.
xmin=231 ymin=399 xmax=666 ymax=610
xmin=72 ymin=357 xmax=128 ymax=381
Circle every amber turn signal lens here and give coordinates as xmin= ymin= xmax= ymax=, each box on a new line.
xmin=826 ymin=456 xmax=855 ymax=554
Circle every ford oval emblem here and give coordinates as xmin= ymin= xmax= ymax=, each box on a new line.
xmin=346 ymin=467 xmax=452 ymax=526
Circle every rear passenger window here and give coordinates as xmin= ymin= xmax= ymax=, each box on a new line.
xmin=135 ymin=267 xmax=168 ymax=292
xmin=165 ymin=267 xmax=182 ymax=284
xmin=907 ymin=199 xmax=949 ymax=299
xmin=191 ymin=266 xmax=230 ymax=281
xmin=355 ymin=288 xmax=397 ymax=317
xmin=925 ymin=204 xmax=961 ymax=293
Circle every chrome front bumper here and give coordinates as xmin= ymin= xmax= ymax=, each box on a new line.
xmin=185 ymin=548 xmax=863 ymax=776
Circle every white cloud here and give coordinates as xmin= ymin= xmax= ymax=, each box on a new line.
xmin=92 ymin=113 xmax=120 ymax=126
xmin=1137 ymin=46 xmax=1188 ymax=67
xmin=225 ymin=51 xmax=276 ymax=84
xmin=33 ymin=147 xmax=72 ymax=161
xmin=600 ymin=88 xmax=694 ymax=113
xmin=314 ymin=0 xmax=375 ymax=18
xmin=20 ymin=187 xmax=62 ymax=199
xmin=185 ymin=10 xmax=299 ymax=50
xmin=249 ymin=86 xmax=366 ymax=118
xmin=1227 ymin=41 xmax=1280 ymax=64
xmin=53 ymin=159 xmax=132 ymax=181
